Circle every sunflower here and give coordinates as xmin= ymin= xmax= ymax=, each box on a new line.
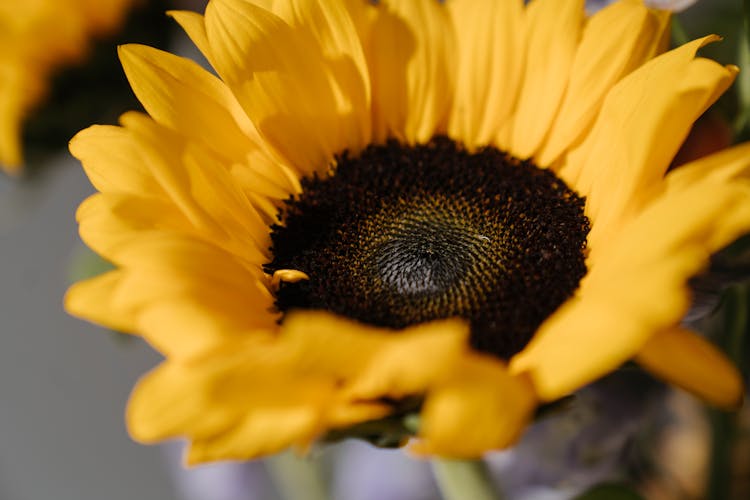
xmin=66 ymin=0 xmax=750 ymax=463
xmin=0 ymin=0 xmax=136 ymax=174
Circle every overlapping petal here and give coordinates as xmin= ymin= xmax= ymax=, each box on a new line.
xmin=504 ymin=0 xmax=584 ymax=157
xmin=127 ymin=311 xmax=532 ymax=460
xmin=204 ymin=0 xmax=370 ymax=174
xmin=67 ymin=0 xmax=750 ymax=464
xmin=367 ymin=0 xmax=455 ymax=143
xmin=447 ymin=0 xmax=524 ymax=147
xmin=636 ymin=327 xmax=744 ymax=409
xmin=561 ymin=36 xmax=738 ymax=249
xmin=536 ymin=0 xmax=669 ymax=165
xmin=512 ymin=177 xmax=750 ymax=399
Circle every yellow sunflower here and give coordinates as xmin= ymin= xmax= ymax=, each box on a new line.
xmin=66 ymin=0 xmax=750 ymax=463
xmin=0 ymin=0 xmax=136 ymax=174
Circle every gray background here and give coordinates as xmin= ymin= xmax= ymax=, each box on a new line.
xmin=0 ymin=157 xmax=178 ymax=500
xmin=0 ymin=0 xmax=743 ymax=499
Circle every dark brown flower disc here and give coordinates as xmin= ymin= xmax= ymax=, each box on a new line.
xmin=266 ymin=137 xmax=590 ymax=360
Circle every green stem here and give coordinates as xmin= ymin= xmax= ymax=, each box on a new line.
xmin=265 ymin=451 xmax=329 ymax=500
xmin=735 ymin=13 xmax=750 ymax=137
xmin=706 ymin=285 xmax=749 ymax=500
xmin=707 ymin=409 xmax=733 ymax=500
xmin=726 ymin=285 xmax=749 ymax=369
xmin=431 ymin=459 xmax=501 ymax=500
xmin=670 ymin=17 xmax=690 ymax=47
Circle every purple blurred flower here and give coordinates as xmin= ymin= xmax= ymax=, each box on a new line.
xmin=587 ymin=0 xmax=699 ymax=13
xmin=332 ymin=441 xmax=440 ymax=500
xmin=162 ymin=441 xmax=280 ymax=500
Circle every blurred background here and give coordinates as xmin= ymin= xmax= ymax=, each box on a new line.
xmin=1 ymin=1 xmax=749 ymax=499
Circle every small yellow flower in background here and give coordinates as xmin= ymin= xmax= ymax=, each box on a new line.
xmin=66 ymin=0 xmax=750 ymax=463
xmin=0 ymin=0 xmax=137 ymax=174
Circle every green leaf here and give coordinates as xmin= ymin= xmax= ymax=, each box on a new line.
xmin=575 ymin=483 xmax=644 ymax=500
xmin=67 ymin=245 xmax=114 ymax=283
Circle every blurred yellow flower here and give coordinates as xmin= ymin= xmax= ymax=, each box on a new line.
xmin=0 ymin=0 xmax=136 ymax=174
xmin=67 ymin=0 xmax=749 ymax=463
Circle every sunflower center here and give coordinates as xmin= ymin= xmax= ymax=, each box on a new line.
xmin=266 ymin=137 xmax=590 ymax=359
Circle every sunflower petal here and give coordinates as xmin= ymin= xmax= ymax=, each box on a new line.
xmin=204 ymin=0 xmax=369 ymax=174
xmin=127 ymin=361 xmax=242 ymax=444
xmin=112 ymin=234 xmax=276 ymax=346
xmin=118 ymin=44 xmax=256 ymax=165
xmin=186 ymin=406 xmax=324 ymax=463
xmin=368 ymin=0 xmax=455 ymax=143
xmin=137 ymin=298 xmax=275 ymax=360
xmin=273 ymin=0 xmax=372 ymax=138
xmin=414 ymin=356 xmax=535 ymax=457
xmin=76 ymin=193 xmax=190 ymax=262
xmin=537 ymin=0 xmax=669 ymax=165
xmin=636 ymin=327 xmax=744 ymax=409
xmin=167 ymin=10 xmax=216 ymax=68
xmin=343 ymin=319 xmax=470 ymax=401
xmin=64 ymin=270 xmax=137 ymax=333
xmin=665 ymin=142 xmax=750 ymax=192
xmin=512 ymin=182 xmax=750 ymax=400
xmin=510 ymin=293 xmax=663 ymax=401
xmin=280 ymin=311 xmax=468 ymax=387
xmin=562 ymin=37 xmax=737 ymax=248
xmin=506 ymin=0 xmax=584 ymax=158
xmin=447 ymin=0 xmax=524 ymax=147
xmin=128 ymin=347 xmax=337 ymax=462
xmin=113 ymin=113 xmax=268 ymax=261
xmin=69 ymin=125 xmax=162 ymax=196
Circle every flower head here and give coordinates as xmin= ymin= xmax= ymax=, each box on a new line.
xmin=0 ymin=0 xmax=136 ymax=174
xmin=67 ymin=0 xmax=750 ymax=463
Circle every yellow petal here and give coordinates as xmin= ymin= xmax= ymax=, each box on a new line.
xmin=127 ymin=345 xmax=337 ymax=462
xmin=70 ymin=225 xmax=277 ymax=358
xmin=273 ymin=0 xmax=372 ymax=137
xmin=537 ymin=0 xmax=669 ymax=165
xmin=136 ymin=297 xmax=275 ymax=360
xmin=69 ymin=125 xmax=162 ymax=196
xmin=510 ymin=292 xmax=665 ymax=401
xmin=127 ymin=361 xmax=242 ymax=444
xmin=512 ymin=181 xmax=750 ymax=400
xmin=64 ymin=270 xmax=137 ymax=333
xmin=0 ymin=68 xmax=34 ymax=172
xmin=182 ymin=143 xmax=270 ymax=260
xmin=280 ymin=311 xmax=468 ymax=386
xmin=506 ymin=0 xmax=584 ymax=158
xmin=76 ymin=193 xmax=190 ymax=262
xmin=561 ymin=37 xmax=737 ymax=248
xmin=115 ymin=113 xmax=268 ymax=261
xmin=107 ymin=232 xmax=274 ymax=319
xmin=0 ymin=0 xmax=133 ymax=173
xmin=589 ymin=182 xmax=750 ymax=276
xmin=204 ymin=0 xmax=369 ymax=174
xmin=343 ymin=319 xmax=471 ymax=401
xmin=230 ymin=155 xmax=301 ymax=203
xmin=447 ymin=0 xmax=524 ymax=147
xmin=118 ymin=44 xmax=258 ymax=166
xmin=636 ymin=327 xmax=744 ymax=409
xmin=414 ymin=355 xmax=536 ymax=457
xmin=186 ymin=406 xmax=324 ymax=463
xmin=167 ymin=10 xmax=216 ymax=69
xmin=368 ymin=0 xmax=455 ymax=143
xmin=665 ymin=142 xmax=750 ymax=192
xmin=115 ymin=112 xmax=216 ymax=232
